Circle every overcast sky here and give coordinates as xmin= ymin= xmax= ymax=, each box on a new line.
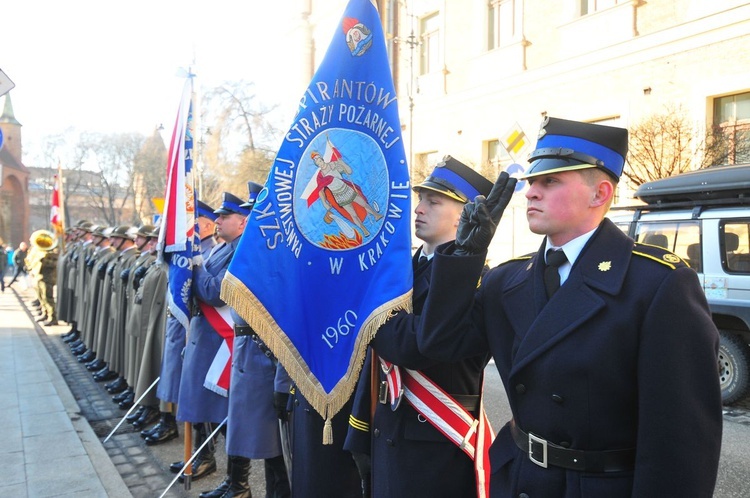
xmin=3 ymin=0 xmax=349 ymax=167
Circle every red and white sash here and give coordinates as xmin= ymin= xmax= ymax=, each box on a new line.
xmin=379 ymin=358 xmax=494 ymax=498
xmin=199 ymin=302 xmax=235 ymax=397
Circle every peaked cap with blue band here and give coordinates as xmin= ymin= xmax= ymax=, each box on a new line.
xmin=197 ymin=200 xmax=217 ymax=220
xmin=413 ymin=155 xmax=494 ymax=203
xmin=214 ymin=192 xmax=251 ymax=217
xmin=523 ymin=117 xmax=628 ymax=181
xmin=239 ymin=181 xmax=263 ymax=208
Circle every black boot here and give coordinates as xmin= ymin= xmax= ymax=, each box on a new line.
xmin=94 ymin=368 xmax=118 ymax=382
xmin=132 ymin=405 xmax=160 ymax=429
xmin=144 ymin=413 xmax=179 ymax=445
xmin=62 ymin=330 xmax=79 ymax=342
xmin=118 ymin=391 xmax=135 ymax=410
xmin=264 ymin=455 xmax=290 ymax=498
xmin=86 ymin=358 xmax=106 ymax=371
xmin=178 ymin=423 xmax=217 ymax=482
xmin=126 ymin=406 xmax=146 ymax=424
xmin=141 ymin=411 xmax=169 ymax=439
xmin=199 ymin=457 xmax=232 ymax=498
xmin=106 ymin=377 xmax=128 ymax=394
xmin=74 ymin=347 xmax=90 ymax=358
xmin=77 ymin=350 xmax=96 ymax=363
xmin=112 ymin=387 xmax=133 ymax=403
xmin=221 ymin=455 xmax=251 ymax=498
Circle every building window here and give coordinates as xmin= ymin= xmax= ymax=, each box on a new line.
xmin=488 ymin=0 xmax=520 ymax=50
xmin=713 ymin=91 xmax=750 ymax=164
xmin=419 ymin=12 xmax=440 ymax=75
xmin=580 ymin=0 xmax=622 ymax=16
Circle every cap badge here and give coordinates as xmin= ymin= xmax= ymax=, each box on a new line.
xmin=598 ymin=261 xmax=612 ymax=272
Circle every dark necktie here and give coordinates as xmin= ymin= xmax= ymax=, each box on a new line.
xmin=544 ymin=249 xmax=568 ymax=298
xmin=418 ymin=254 xmax=429 ymax=269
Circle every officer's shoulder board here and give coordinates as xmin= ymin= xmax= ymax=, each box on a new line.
xmin=479 ymin=254 xmax=534 ymax=288
xmin=632 ymin=242 xmax=689 ymax=270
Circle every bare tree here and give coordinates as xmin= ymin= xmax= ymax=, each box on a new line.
xmin=75 ymin=132 xmax=146 ymax=226
xmin=199 ymin=81 xmax=282 ymax=200
xmin=133 ymin=129 xmax=167 ymax=223
xmin=625 ymin=104 xmax=748 ymax=186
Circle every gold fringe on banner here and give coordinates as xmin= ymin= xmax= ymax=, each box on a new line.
xmin=221 ymin=271 xmax=412 ymax=445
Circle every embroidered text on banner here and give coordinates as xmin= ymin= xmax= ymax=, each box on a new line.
xmin=221 ymin=0 xmax=413 ymax=443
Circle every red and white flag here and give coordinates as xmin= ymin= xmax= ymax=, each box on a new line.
xmin=50 ymin=172 xmax=63 ymax=234
xmin=158 ymin=77 xmax=195 ymax=253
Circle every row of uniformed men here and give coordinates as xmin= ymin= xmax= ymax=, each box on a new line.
xmin=53 ymin=187 xmax=298 ymax=498
xmin=50 ymin=158 xmax=496 ymax=498
xmin=54 ymin=116 xmax=725 ymax=498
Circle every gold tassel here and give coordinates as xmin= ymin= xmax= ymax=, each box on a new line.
xmin=221 ymin=271 xmax=413 ymax=448
xmin=323 ymin=415 xmax=333 ymax=445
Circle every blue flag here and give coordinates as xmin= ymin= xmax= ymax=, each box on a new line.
xmin=222 ymin=0 xmax=412 ymax=437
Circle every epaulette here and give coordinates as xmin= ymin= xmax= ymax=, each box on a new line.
xmin=494 ymin=253 xmax=534 ymax=269
xmin=633 ymin=242 xmax=689 ymax=270
xmin=479 ymin=254 xmax=534 ymax=289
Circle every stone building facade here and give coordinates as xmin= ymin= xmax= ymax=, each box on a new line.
xmin=0 ymin=93 xmax=29 ymax=248
xmin=383 ymin=0 xmax=750 ymax=262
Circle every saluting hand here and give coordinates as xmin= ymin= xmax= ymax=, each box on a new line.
xmin=454 ymin=171 xmax=517 ymax=256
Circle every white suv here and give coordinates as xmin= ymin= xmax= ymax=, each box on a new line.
xmin=609 ymin=164 xmax=750 ymax=405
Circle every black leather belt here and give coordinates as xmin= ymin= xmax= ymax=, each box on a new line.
xmin=377 ymin=387 xmax=478 ymax=412
xmin=233 ymin=325 xmax=274 ymax=359
xmin=453 ymin=394 xmax=479 ymax=413
xmin=234 ymin=325 xmax=253 ymax=336
xmin=510 ymin=419 xmax=635 ymax=472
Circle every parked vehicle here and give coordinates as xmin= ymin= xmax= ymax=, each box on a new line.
xmin=609 ymin=164 xmax=750 ymax=404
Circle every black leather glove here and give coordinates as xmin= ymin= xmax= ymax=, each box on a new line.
xmin=107 ymin=265 xmax=115 ymax=277
xmin=454 ymin=172 xmax=517 ymax=256
xmin=351 ymin=452 xmax=371 ymax=479
xmin=133 ymin=265 xmax=148 ymax=289
xmin=97 ymin=262 xmax=108 ymax=278
xmin=273 ymin=392 xmax=290 ymax=421
xmin=119 ymin=268 xmax=130 ymax=282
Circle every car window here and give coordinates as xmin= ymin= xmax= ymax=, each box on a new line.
xmin=635 ymin=221 xmax=701 ymax=268
xmin=723 ymin=221 xmax=750 ymax=273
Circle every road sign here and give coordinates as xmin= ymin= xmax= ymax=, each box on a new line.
xmin=0 ymin=69 xmax=15 ymax=98
xmin=506 ymin=163 xmax=527 ymax=193
xmin=500 ymin=122 xmax=531 ymax=162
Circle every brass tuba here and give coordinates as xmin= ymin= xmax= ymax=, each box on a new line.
xmin=30 ymin=229 xmax=58 ymax=251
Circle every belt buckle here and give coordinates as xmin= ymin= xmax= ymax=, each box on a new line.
xmin=378 ymin=381 xmax=388 ymax=405
xmin=528 ymin=432 xmax=548 ymax=468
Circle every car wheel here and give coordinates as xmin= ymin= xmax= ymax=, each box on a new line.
xmin=718 ymin=331 xmax=750 ymax=405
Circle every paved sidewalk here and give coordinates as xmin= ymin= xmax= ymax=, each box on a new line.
xmin=4 ymin=285 xmax=267 ymax=498
xmin=0 ymin=287 xmax=132 ymax=498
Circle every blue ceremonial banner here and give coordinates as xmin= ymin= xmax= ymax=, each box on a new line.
xmin=157 ymin=76 xmax=201 ymax=329
xmin=222 ymin=0 xmax=412 ymax=437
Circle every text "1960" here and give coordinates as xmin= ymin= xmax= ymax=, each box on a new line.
xmin=321 ymin=310 xmax=358 ymax=349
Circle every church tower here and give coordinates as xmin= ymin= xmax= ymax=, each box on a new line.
xmin=0 ymin=92 xmax=30 ymax=247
